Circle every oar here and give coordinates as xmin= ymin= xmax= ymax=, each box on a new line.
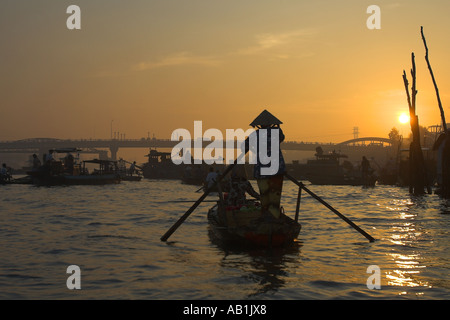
xmin=195 ymin=185 xmax=205 ymax=193
xmin=285 ymin=173 xmax=375 ymax=242
xmin=120 ymin=158 xmax=144 ymax=171
xmin=167 ymin=200 xmax=218 ymax=203
xmin=160 ymin=158 xmax=241 ymax=242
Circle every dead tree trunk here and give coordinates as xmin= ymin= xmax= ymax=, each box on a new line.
xmin=402 ymin=53 xmax=431 ymax=195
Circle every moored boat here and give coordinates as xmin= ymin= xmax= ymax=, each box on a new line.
xmin=117 ymin=159 xmax=142 ymax=181
xmin=64 ymin=173 xmax=120 ymax=185
xmin=120 ymin=175 xmax=142 ymax=182
xmin=63 ymin=159 xmax=121 ymax=185
xmin=64 ymin=159 xmax=121 ymax=185
xmin=142 ymin=149 xmax=184 ymax=179
xmin=181 ymin=165 xmax=207 ymax=186
xmin=303 ymin=148 xmax=377 ymax=186
xmin=1 ymin=175 xmax=33 ymax=185
xmin=28 ymin=157 xmax=121 ymax=186
xmin=207 ymin=199 xmax=301 ymax=247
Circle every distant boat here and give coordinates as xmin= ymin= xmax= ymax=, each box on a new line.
xmin=181 ymin=164 xmax=208 ymax=186
xmin=141 ymin=149 xmax=184 ymax=179
xmin=1 ymin=175 xmax=33 ymax=185
xmin=299 ymin=147 xmax=376 ymax=186
xmin=120 ymin=175 xmax=142 ymax=182
xmin=63 ymin=159 xmax=121 ymax=185
xmin=117 ymin=159 xmax=142 ymax=182
xmin=27 ymin=155 xmax=121 ymax=186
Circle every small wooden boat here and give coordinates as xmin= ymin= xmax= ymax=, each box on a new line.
xmin=142 ymin=149 xmax=184 ymax=179
xmin=207 ymin=200 xmax=301 ymax=247
xmin=160 ymin=110 xmax=375 ymax=245
xmin=63 ymin=159 xmax=121 ymax=185
xmin=1 ymin=175 xmax=33 ymax=185
xmin=120 ymin=175 xmax=142 ymax=182
xmin=300 ymin=148 xmax=377 ymax=186
xmin=117 ymin=159 xmax=142 ymax=181
xmin=28 ymin=158 xmax=121 ymax=186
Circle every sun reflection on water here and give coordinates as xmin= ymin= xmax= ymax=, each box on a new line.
xmin=385 ymin=197 xmax=431 ymax=290
xmin=386 ymin=253 xmax=429 ymax=288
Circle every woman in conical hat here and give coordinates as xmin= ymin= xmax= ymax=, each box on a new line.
xmin=245 ymin=109 xmax=286 ymax=219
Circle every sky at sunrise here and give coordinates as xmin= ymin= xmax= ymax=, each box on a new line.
xmin=2 ymin=0 xmax=450 ymax=143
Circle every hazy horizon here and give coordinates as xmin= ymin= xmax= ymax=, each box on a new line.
xmin=2 ymin=1 xmax=450 ymax=143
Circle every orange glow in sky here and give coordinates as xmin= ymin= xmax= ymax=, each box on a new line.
xmin=1 ymin=1 xmax=450 ymax=143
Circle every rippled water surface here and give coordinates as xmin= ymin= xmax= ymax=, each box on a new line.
xmin=0 ymin=179 xmax=449 ymax=299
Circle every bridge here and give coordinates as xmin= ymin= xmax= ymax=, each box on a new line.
xmin=336 ymin=137 xmax=392 ymax=147
xmin=0 ymin=137 xmax=392 ymax=160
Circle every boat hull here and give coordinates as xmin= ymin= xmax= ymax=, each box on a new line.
xmin=1 ymin=176 xmax=33 ymax=185
xmin=120 ymin=175 xmax=142 ymax=182
xmin=27 ymin=171 xmax=121 ymax=186
xmin=142 ymin=164 xmax=184 ymax=179
xmin=307 ymin=174 xmax=376 ymax=186
xmin=64 ymin=174 xmax=120 ymax=185
xmin=207 ymin=203 xmax=301 ymax=247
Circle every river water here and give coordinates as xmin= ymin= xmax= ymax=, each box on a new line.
xmin=0 ymin=179 xmax=449 ymax=300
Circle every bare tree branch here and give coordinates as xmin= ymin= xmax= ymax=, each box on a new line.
xmin=421 ymin=26 xmax=447 ymax=132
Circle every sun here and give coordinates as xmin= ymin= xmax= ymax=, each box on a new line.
xmin=399 ymin=113 xmax=410 ymax=124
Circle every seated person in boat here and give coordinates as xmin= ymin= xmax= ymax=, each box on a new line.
xmin=45 ymin=150 xmax=55 ymax=164
xmin=129 ymin=161 xmax=136 ymax=176
xmin=1 ymin=163 xmax=12 ymax=182
xmin=32 ymin=154 xmax=41 ymax=170
xmin=225 ymin=173 xmax=260 ymax=207
xmin=64 ymin=154 xmax=75 ymax=175
xmin=205 ymin=166 xmax=218 ymax=189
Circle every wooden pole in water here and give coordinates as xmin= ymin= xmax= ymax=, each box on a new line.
xmin=295 ymin=186 xmax=302 ymax=223
xmin=285 ymin=173 xmax=375 ymax=242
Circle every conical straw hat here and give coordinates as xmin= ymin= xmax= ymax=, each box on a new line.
xmin=249 ymin=109 xmax=283 ymax=127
